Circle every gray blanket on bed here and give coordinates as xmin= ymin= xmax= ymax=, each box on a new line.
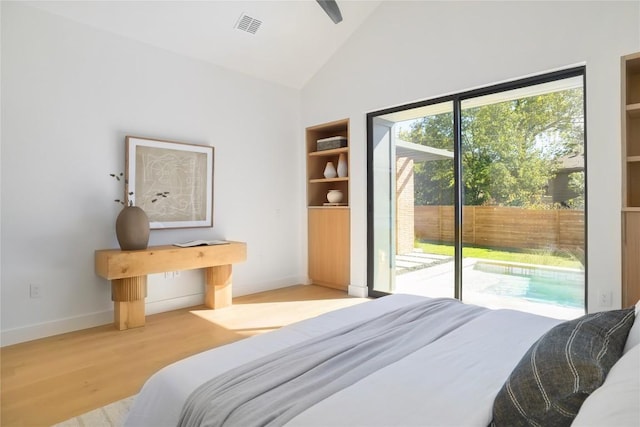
xmin=177 ymin=297 xmax=488 ymax=427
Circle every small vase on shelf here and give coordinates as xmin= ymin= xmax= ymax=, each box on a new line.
xmin=337 ymin=153 xmax=348 ymax=177
xmin=327 ymin=189 xmax=343 ymax=203
xmin=324 ymin=161 xmax=337 ymax=179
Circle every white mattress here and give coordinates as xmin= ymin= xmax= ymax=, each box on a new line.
xmin=125 ymin=294 xmax=562 ymax=427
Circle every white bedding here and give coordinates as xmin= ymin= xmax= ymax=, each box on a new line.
xmin=125 ymin=294 xmax=563 ymax=427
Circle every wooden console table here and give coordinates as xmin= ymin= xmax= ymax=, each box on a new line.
xmin=95 ymin=241 xmax=247 ymax=330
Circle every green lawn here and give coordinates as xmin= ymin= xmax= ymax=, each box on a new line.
xmin=415 ymin=241 xmax=583 ymax=269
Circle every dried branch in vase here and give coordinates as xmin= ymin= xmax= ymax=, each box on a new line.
xmin=110 ymin=172 xmax=169 ymax=206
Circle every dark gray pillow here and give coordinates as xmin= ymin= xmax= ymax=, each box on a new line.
xmin=490 ymin=308 xmax=635 ymax=427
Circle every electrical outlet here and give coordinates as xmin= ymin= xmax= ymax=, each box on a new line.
xmin=163 ymin=271 xmax=180 ymax=279
xmin=599 ymin=291 xmax=612 ymax=307
xmin=29 ymin=284 xmax=42 ymax=298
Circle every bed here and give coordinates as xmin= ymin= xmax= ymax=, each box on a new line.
xmin=125 ymin=294 xmax=639 ymax=427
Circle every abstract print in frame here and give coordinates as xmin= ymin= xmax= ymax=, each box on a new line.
xmin=125 ymin=136 xmax=214 ymax=229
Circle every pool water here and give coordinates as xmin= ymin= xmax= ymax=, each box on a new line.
xmin=471 ymin=262 xmax=585 ymax=309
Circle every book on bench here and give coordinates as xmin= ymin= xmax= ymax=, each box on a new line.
xmin=173 ymin=240 xmax=230 ymax=248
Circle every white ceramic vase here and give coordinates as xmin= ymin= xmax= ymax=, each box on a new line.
xmin=324 ymin=161 xmax=337 ymax=179
xmin=327 ymin=189 xmax=343 ymax=203
xmin=337 ymin=153 xmax=348 ymax=177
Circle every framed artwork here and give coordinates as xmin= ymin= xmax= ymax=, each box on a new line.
xmin=125 ymin=136 xmax=214 ymax=229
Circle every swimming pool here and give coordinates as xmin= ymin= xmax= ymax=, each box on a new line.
xmin=470 ymin=261 xmax=585 ymax=309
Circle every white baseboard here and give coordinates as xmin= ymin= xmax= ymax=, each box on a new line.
xmin=1 ymin=310 xmax=114 ymax=347
xmin=145 ymin=294 xmax=205 ymax=315
xmin=233 ymin=276 xmax=308 ymax=297
xmin=348 ymin=284 xmax=368 ymax=298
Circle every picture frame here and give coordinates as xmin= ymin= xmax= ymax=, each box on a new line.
xmin=125 ymin=136 xmax=214 ymax=229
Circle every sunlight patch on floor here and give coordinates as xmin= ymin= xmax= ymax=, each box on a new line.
xmin=190 ymin=297 xmax=368 ymax=334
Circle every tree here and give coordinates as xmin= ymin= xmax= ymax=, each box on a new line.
xmin=401 ymin=88 xmax=584 ymax=207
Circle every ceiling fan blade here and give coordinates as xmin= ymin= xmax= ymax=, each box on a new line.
xmin=316 ymin=0 xmax=343 ymax=24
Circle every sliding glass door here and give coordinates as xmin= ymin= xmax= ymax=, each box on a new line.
xmin=367 ymin=69 xmax=586 ymax=318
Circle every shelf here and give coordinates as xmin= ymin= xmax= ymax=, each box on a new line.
xmin=627 ymin=156 xmax=640 ymax=163
xmin=627 ymin=53 xmax=640 ymax=104
xmin=306 ymin=118 xmax=350 ymax=208
xmin=310 ymin=177 xmax=349 ymax=184
xmin=309 ymin=147 xmax=348 ymax=157
xmin=623 ymin=207 xmax=640 ymax=212
xmin=627 ymin=161 xmax=640 ymax=207
xmin=627 ymin=103 xmax=640 ymax=118
xmin=627 ymin=112 xmax=640 ymax=156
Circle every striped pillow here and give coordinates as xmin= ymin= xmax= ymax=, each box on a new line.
xmin=490 ymin=308 xmax=635 ymax=427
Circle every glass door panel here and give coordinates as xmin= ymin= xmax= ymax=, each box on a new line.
xmin=370 ymin=118 xmax=395 ymax=294
xmin=459 ymin=77 xmax=586 ymax=319
xmin=370 ymin=102 xmax=455 ymax=297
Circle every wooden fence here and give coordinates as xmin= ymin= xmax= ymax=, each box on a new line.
xmin=414 ymin=206 xmax=584 ymax=250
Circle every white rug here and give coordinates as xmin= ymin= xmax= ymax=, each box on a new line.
xmin=52 ymin=395 xmax=135 ymax=427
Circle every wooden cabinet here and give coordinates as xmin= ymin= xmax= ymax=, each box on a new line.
xmin=622 ymin=52 xmax=640 ymax=307
xmin=308 ymin=208 xmax=350 ymax=289
xmin=623 ymin=213 xmax=640 ymax=308
xmin=306 ymin=119 xmax=350 ymax=290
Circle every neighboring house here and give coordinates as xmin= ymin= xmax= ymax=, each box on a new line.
xmin=548 ymin=154 xmax=585 ymax=206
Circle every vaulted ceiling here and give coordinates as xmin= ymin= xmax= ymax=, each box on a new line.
xmin=26 ymin=1 xmax=382 ymax=89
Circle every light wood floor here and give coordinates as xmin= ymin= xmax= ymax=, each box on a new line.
xmin=1 ymin=285 xmax=368 ymax=427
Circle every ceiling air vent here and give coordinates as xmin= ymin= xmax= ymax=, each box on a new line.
xmin=235 ymin=13 xmax=262 ymax=35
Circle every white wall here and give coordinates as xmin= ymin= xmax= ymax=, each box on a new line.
xmin=302 ymin=1 xmax=640 ymax=310
xmin=0 ymin=3 xmax=305 ymax=345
